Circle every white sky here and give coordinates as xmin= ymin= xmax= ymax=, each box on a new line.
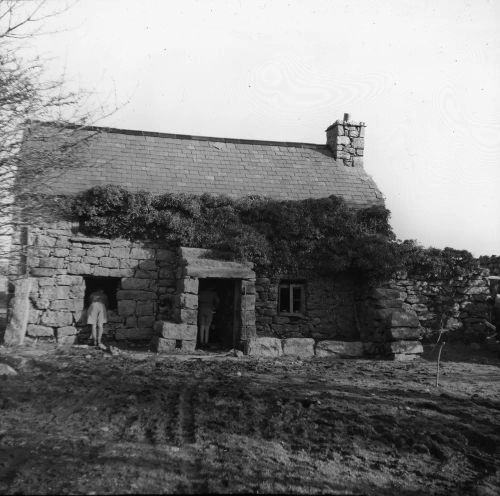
xmin=21 ymin=0 xmax=500 ymax=256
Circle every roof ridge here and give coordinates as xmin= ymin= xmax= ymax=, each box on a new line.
xmin=28 ymin=120 xmax=327 ymax=149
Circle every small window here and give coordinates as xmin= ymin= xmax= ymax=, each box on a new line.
xmin=278 ymin=281 xmax=305 ymax=315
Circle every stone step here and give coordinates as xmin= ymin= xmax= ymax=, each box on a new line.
xmin=151 ymin=336 xmax=196 ymax=353
xmin=154 ymin=320 xmax=198 ymax=340
xmin=315 ymin=340 xmax=364 ymax=358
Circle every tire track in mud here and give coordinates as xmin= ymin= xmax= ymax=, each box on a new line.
xmin=152 ymin=383 xmax=199 ymax=446
xmin=163 ymin=388 xmax=180 ymax=445
xmin=117 ymin=384 xmax=199 ymax=446
xmin=178 ymin=387 xmax=197 ymax=444
xmin=172 ymin=385 xmax=209 ymax=494
xmin=116 ymin=382 xmax=208 ymax=492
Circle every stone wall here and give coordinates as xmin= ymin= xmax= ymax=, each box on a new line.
xmin=10 ymin=218 xmax=494 ymax=349
xmin=3 ymin=277 xmax=32 ymax=345
xmin=357 ymin=287 xmax=423 ymax=360
xmin=255 ymin=275 xmax=359 ymax=341
xmin=152 ymin=247 xmax=257 ymax=353
xmin=9 ymin=221 xmax=177 ymax=344
xmin=385 ymin=269 xmax=491 ymax=342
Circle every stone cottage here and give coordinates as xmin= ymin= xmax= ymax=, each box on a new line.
xmin=4 ymin=115 xmax=423 ymax=359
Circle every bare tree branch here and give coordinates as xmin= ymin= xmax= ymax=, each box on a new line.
xmin=0 ymin=0 xmax=121 ymax=273
xmin=0 ymin=0 xmax=77 ymax=39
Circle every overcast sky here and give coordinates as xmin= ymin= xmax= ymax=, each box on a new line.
xmin=23 ymin=0 xmax=500 ymax=256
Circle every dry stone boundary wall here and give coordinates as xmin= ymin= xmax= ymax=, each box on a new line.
xmin=386 ymin=269 xmax=491 ymax=342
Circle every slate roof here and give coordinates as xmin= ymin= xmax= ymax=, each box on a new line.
xmin=26 ymin=123 xmax=384 ymax=207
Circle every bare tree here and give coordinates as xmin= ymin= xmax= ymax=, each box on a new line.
xmin=0 ymin=0 xmax=115 ymax=273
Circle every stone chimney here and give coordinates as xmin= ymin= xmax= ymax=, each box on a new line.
xmin=326 ymin=113 xmax=366 ymax=168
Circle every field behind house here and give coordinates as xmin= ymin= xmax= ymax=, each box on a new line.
xmin=0 ymin=344 xmax=499 ymax=495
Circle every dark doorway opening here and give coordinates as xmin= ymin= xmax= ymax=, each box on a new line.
xmin=83 ymin=276 xmax=120 ymax=310
xmin=198 ymin=278 xmax=241 ymax=350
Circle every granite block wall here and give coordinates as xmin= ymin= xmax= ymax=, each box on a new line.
xmin=255 ymin=275 xmax=359 ymax=340
xmin=9 ymin=218 xmax=494 ymax=347
xmin=9 ymin=221 xmax=176 ymax=343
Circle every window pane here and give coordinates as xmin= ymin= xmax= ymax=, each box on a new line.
xmin=279 ymin=286 xmax=290 ymax=312
xmin=292 ymin=286 xmax=302 ymax=313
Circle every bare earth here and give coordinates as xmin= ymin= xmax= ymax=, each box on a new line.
xmin=0 ymin=343 xmax=499 ymax=495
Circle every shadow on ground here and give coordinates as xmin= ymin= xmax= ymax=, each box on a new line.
xmin=0 ymin=345 xmax=499 ymax=494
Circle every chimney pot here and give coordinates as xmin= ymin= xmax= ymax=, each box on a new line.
xmin=343 ymin=113 xmax=350 ymax=121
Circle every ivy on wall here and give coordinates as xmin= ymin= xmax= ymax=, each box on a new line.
xmin=397 ymin=240 xmax=479 ymax=281
xmin=68 ymin=185 xmax=477 ymax=282
xmin=69 ymin=185 xmax=399 ymax=280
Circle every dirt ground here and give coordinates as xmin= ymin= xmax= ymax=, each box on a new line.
xmin=0 ymin=342 xmax=499 ymax=495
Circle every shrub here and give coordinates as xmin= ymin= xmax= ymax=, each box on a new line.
xmin=70 ymin=185 xmax=399 ymax=281
xmin=396 ymin=240 xmax=478 ymax=280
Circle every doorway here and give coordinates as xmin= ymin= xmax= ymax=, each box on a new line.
xmin=83 ymin=276 xmax=120 ymax=311
xmin=198 ymin=278 xmax=241 ymax=350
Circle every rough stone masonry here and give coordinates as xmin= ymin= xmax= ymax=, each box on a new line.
xmin=5 ymin=218 xmax=425 ymax=360
xmin=3 ymin=115 xmax=443 ymax=359
xmin=7 ymin=220 xmax=177 ymax=345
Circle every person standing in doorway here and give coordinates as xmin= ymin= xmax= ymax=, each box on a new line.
xmin=87 ymin=289 xmax=108 ymax=348
xmin=198 ymin=285 xmax=220 ymax=347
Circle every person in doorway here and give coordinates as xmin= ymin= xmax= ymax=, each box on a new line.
xmin=198 ymin=286 xmax=220 ymax=347
xmin=87 ymin=289 xmax=108 ymax=348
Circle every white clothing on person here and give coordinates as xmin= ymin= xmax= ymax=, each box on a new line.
xmin=87 ymin=301 xmax=107 ymax=325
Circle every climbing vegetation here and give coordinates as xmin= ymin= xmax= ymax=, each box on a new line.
xmin=69 ymin=185 xmax=476 ymax=281
xmin=396 ymin=240 xmax=479 ymax=280
xmin=69 ymin=185 xmax=399 ymax=280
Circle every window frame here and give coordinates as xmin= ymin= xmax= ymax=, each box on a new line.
xmin=278 ymin=281 xmax=306 ymax=316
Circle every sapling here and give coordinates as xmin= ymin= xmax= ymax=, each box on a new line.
xmin=436 ymin=339 xmax=446 ymax=387
xmin=433 ymin=317 xmax=446 ymax=387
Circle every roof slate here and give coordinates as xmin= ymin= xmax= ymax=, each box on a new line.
xmin=27 ymin=123 xmax=384 ymax=207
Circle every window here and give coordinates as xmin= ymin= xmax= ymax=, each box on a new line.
xmin=278 ymin=281 xmax=305 ymax=315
